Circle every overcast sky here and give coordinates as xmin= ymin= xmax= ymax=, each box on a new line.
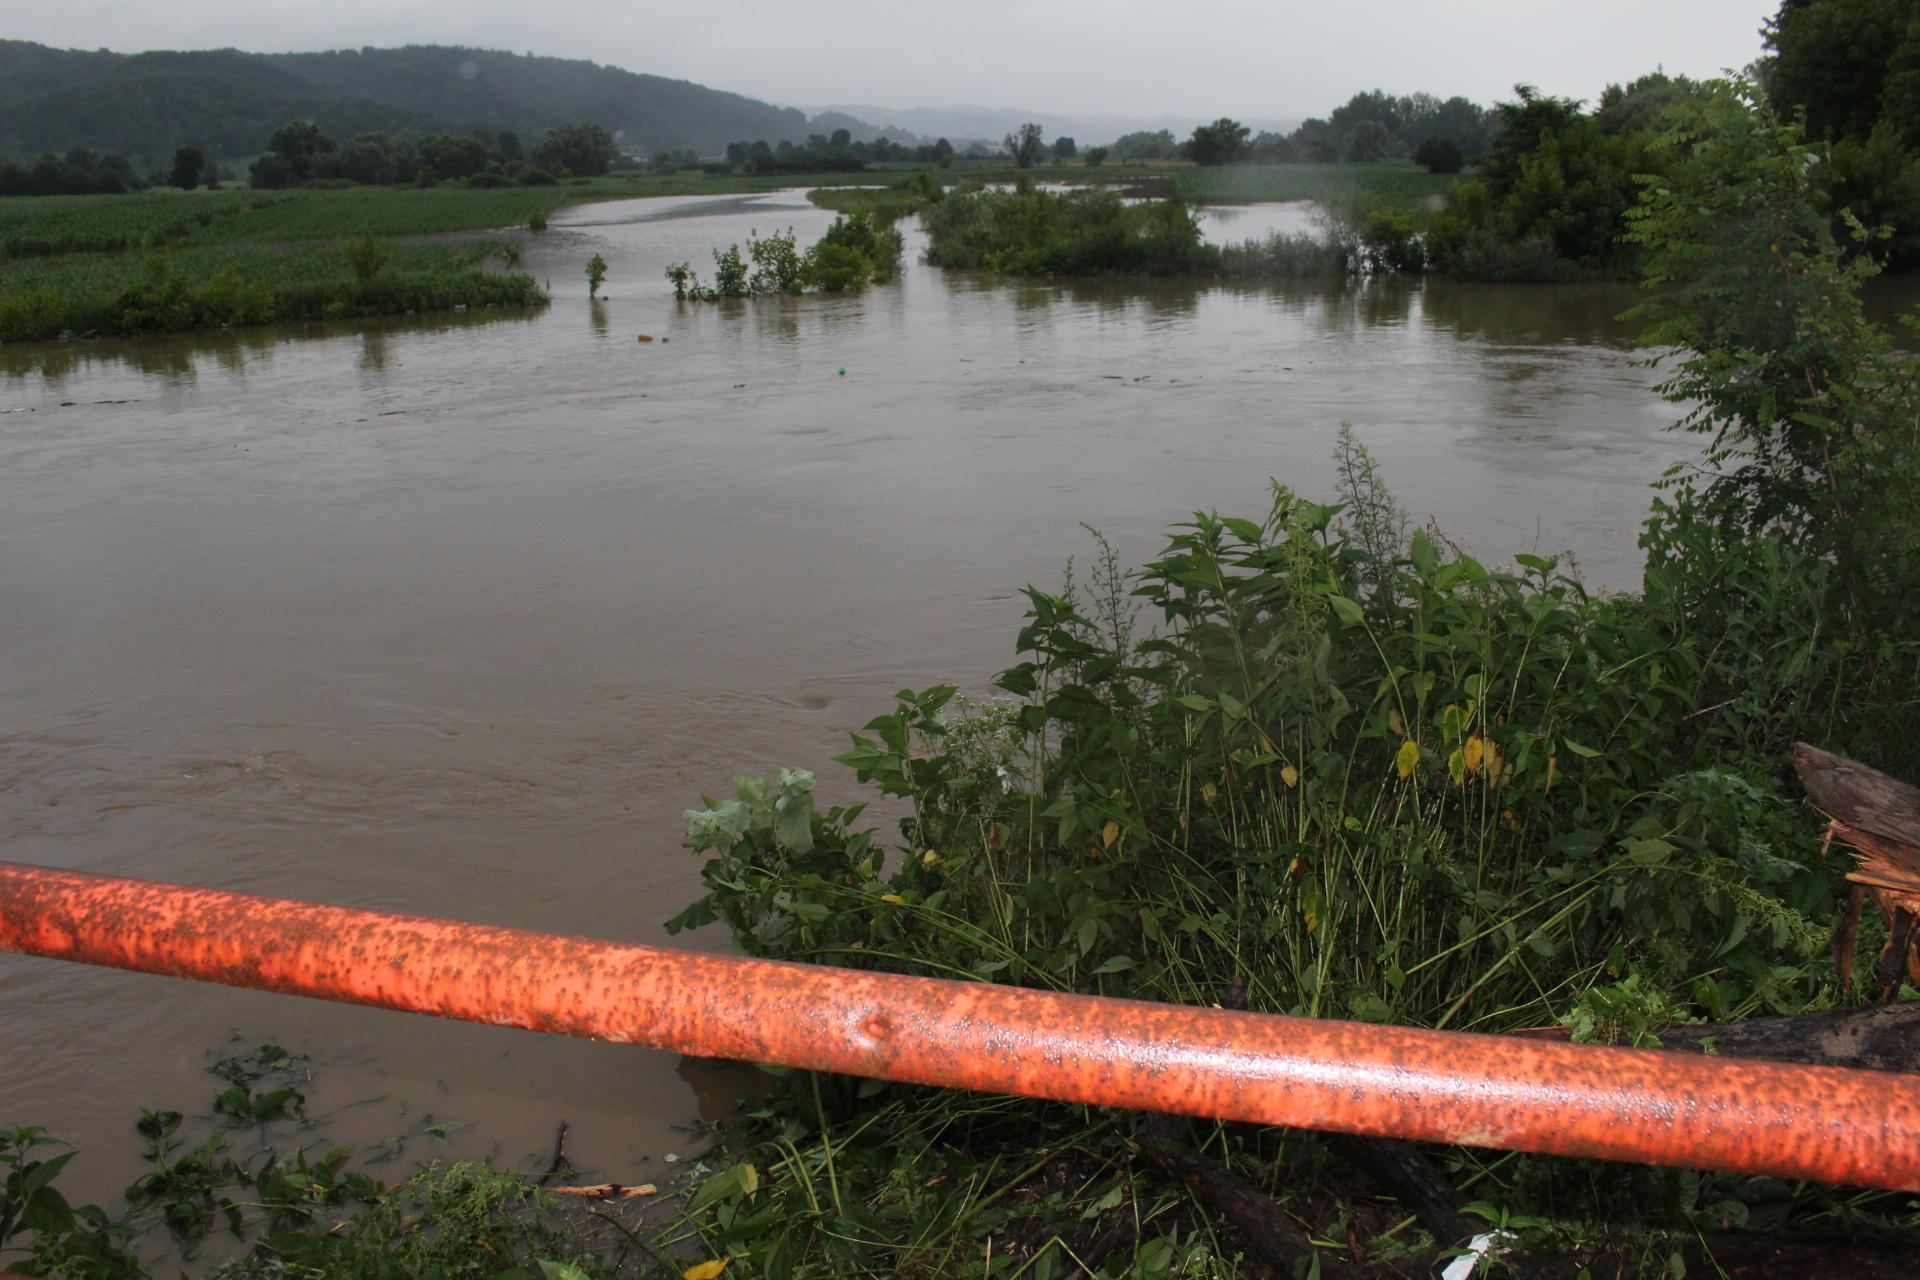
xmin=11 ymin=1 xmax=1775 ymax=118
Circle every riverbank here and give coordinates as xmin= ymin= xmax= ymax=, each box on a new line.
xmin=0 ymin=162 xmax=1449 ymax=342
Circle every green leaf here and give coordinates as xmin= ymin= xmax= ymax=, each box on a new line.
xmin=1174 ymin=693 xmax=1211 ymax=712
xmin=1220 ymin=516 xmax=1265 ymax=543
xmin=1218 ymin=690 xmax=1245 ymax=720
xmin=1410 ymin=529 xmax=1438 ymax=578
xmin=1327 ymin=595 xmax=1366 ymax=626
xmin=1089 ymin=956 xmax=1136 ymax=975
xmin=1560 ymin=738 xmax=1602 ymax=758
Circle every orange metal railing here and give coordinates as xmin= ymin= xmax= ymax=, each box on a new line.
xmin=2 ymin=860 xmax=1917 ymax=1191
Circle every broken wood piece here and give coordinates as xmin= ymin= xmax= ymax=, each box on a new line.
xmin=1794 ymin=743 xmax=1920 ymax=995
xmin=550 ymin=1183 xmax=657 ymax=1199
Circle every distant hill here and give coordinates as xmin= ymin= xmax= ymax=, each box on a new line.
xmin=261 ymin=47 xmax=810 ymax=154
xmin=809 ymin=104 xmax=1304 ymax=149
xmin=0 ymin=40 xmax=818 ymax=169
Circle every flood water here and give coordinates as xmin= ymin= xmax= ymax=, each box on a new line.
xmin=2 ymin=190 xmax=1684 ymax=1199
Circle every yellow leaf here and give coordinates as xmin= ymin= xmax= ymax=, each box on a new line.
xmin=1201 ymin=782 xmax=1217 ymax=804
xmin=1462 ymin=736 xmax=1484 ymax=774
xmin=1101 ymin=820 xmax=1120 ymax=849
xmin=1287 ymin=856 xmax=1305 ymax=878
xmin=1547 ymin=755 xmax=1558 ymax=791
xmin=1387 ymin=707 xmax=1406 ymax=737
xmin=1280 ymin=764 xmax=1299 ymax=789
xmin=1447 ymin=748 xmax=1467 ymax=786
xmin=684 ymin=1261 xmax=730 ymax=1280
xmin=1302 ymin=907 xmax=1319 ymax=934
xmin=921 ymin=848 xmax=941 ymax=868
xmin=880 ymin=894 xmax=906 ymax=905
xmin=1484 ymin=741 xmax=1502 ymax=778
xmin=1395 ymin=739 xmax=1420 ymax=780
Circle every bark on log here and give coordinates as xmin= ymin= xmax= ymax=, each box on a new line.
xmin=1795 ymin=744 xmax=1920 ymax=848
xmin=1135 ymin=1114 xmax=1350 ymax=1278
xmin=1514 ymin=1001 xmax=1920 ymax=1073
xmin=1323 ymin=1133 xmax=1472 ymax=1248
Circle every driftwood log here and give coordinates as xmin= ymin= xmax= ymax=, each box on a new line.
xmin=1794 ymin=743 xmax=1920 ymax=997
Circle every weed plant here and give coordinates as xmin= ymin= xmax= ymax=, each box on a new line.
xmin=657 ymin=83 xmax=1920 ymax=1278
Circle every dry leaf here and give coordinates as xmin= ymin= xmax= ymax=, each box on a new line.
xmin=1395 ymin=739 xmax=1420 ymax=780
xmin=683 ymin=1261 xmax=730 ymax=1280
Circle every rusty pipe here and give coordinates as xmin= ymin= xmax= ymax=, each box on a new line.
xmin=1 ymin=861 xmax=1917 ymax=1190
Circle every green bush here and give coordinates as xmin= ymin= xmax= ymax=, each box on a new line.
xmin=0 ymin=286 xmax=66 ymax=342
xmin=922 ymin=182 xmax=1217 ymax=275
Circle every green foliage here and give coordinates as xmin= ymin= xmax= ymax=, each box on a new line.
xmin=670 ymin=214 xmax=903 ymax=300
xmin=0 ymin=149 xmax=145 ymax=197
xmin=169 ymin=147 xmax=205 ymax=191
xmin=341 ymin=233 xmax=390 ymax=283
xmin=1358 ymin=207 xmax=1425 ymax=271
xmin=662 ymin=446 xmax=1886 ymax=1270
xmin=1084 ymin=145 xmax=1109 ymax=168
xmin=1184 ymin=118 xmax=1251 ymax=166
xmin=533 ymin=123 xmax=617 ymax=179
xmin=0 ymin=241 xmax=544 ymax=342
xmin=1 ymin=1044 xmax=618 ymax=1280
xmin=923 ymin=183 xmax=1215 ymax=276
xmin=1426 ymin=84 xmax=1680 ymax=280
xmin=1412 ymin=137 xmax=1464 ymax=173
xmin=584 ymin=252 xmax=608 ymax=297
xmin=0 ymin=39 xmax=818 ymax=171
xmin=663 ymin=95 xmax=1920 ymax=1261
xmin=1627 ymin=84 xmax=1920 ymax=581
xmin=1767 ymin=0 xmax=1920 ymax=146
xmin=1 ymin=1127 xmax=143 ymax=1278
xmin=1004 ymin=122 xmax=1044 ymax=169
xmin=0 ymin=287 xmax=67 ymax=342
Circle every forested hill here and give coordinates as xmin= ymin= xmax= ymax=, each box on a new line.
xmin=0 ymin=41 xmax=815 ymax=168
xmin=261 ymin=47 xmax=810 ymax=153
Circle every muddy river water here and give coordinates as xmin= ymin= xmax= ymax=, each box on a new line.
xmin=2 ymin=190 xmax=1690 ymax=1196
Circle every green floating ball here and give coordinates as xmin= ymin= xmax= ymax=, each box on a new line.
xmin=838 ymin=368 xmax=846 ymax=376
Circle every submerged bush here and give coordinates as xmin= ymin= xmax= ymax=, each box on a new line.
xmin=922 ymin=181 xmax=1217 ymax=275
xmin=669 ymin=213 xmax=904 ymax=300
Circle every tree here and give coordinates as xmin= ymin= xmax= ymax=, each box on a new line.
xmin=1628 ymin=77 xmax=1919 ymax=623
xmin=533 ymin=123 xmax=616 ymax=177
xmin=251 ymin=120 xmax=337 ymax=188
xmin=1412 ymin=138 xmax=1464 ymax=174
xmin=170 ymin=147 xmax=205 ymax=190
xmin=417 ymin=133 xmax=491 ymax=181
xmin=1084 ymin=146 xmax=1109 ymax=168
xmin=1005 ymin=122 xmax=1044 ymax=169
xmin=496 ymin=131 xmax=522 ymax=162
xmin=586 ymin=253 xmax=609 ymax=298
xmin=1346 ymin=119 xmax=1390 ymax=162
xmin=1184 ymin=118 xmax=1250 ymax=166
xmin=1052 ymin=135 xmax=1077 ymax=160
xmin=1111 ymin=129 xmax=1176 ymax=161
xmin=1767 ymin=0 xmax=1920 ymax=145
